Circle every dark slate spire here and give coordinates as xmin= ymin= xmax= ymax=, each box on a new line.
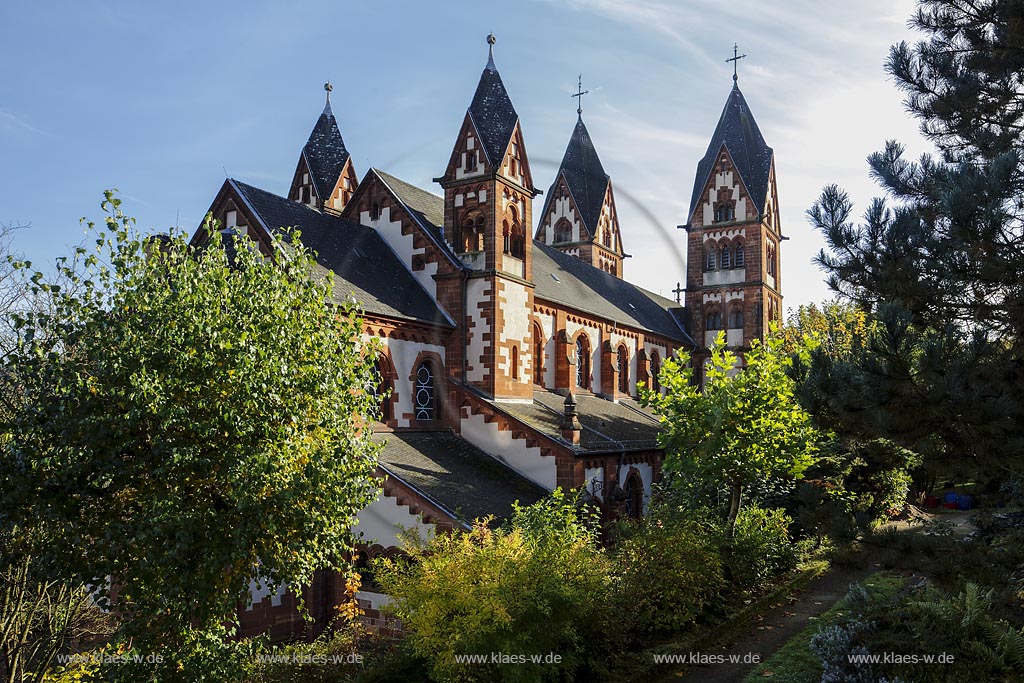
xmin=302 ymin=83 xmax=351 ymax=202
xmin=551 ymin=116 xmax=610 ymax=236
xmin=687 ymin=83 xmax=773 ymax=220
xmin=468 ymin=34 xmax=519 ymax=166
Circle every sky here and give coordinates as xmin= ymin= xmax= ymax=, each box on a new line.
xmin=0 ymin=0 xmax=930 ymax=312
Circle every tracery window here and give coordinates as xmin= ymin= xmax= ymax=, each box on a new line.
xmin=618 ymin=345 xmax=629 ymax=394
xmin=414 ymin=361 xmax=435 ymax=421
xmin=575 ymin=335 xmax=590 ymax=390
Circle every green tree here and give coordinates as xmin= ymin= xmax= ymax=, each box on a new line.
xmin=0 ymin=193 xmax=382 ymax=667
xmin=807 ymin=0 xmax=1024 ymax=468
xmin=375 ymin=490 xmax=612 ymax=683
xmin=641 ymin=332 xmax=819 ymax=537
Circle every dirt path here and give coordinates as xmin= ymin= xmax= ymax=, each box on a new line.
xmin=668 ymin=562 xmax=878 ymax=683
xmin=669 ymin=509 xmax=975 ymax=683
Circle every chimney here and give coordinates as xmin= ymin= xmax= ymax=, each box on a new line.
xmin=560 ymin=392 xmax=582 ymax=445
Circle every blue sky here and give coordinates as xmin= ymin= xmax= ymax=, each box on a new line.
xmin=0 ymin=0 xmax=927 ymax=310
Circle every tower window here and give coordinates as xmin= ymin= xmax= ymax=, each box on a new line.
xmin=511 ymin=345 xmax=520 ymax=380
xmin=459 ymin=213 xmax=485 ymax=253
xmin=575 ymin=335 xmax=591 ymax=390
xmin=721 ymin=246 xmax=731 ymax=269
xmin=414 ymin=361 xmax=435 ymax=421
xmin=467 ymin=151 xmax=477 ymax=169
xmin=706 ymin=245 xmax=717 ymax=271
xmin=553 ymin=218 xmax=572 ymax=244
xmin=715 ymin=203 xmax=735 ymax=223
xmin=706 ymin=309 xmax=722 ymax=331
xmin=735 ymin=243 xmax=745 ymax=267
xmin=729 ymin=307 xmax=744 ymax=329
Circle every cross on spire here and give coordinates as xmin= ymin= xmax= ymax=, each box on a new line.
xmin=571 ymin=74 xmax=589 ymax=116
xmin=672 ymin=282 xmax=684 ymax=304
xmin=725 ymin=43 xmax=747 ymax=83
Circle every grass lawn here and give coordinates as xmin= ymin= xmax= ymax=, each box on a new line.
xmin=741 ymin=572 xmax=906 ymax=683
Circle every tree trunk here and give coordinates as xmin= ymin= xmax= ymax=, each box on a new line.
xmin=726 ymin=481 xmax=743 ymax=540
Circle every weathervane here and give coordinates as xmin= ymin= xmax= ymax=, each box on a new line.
xmin=725 ymin=43 xmax=746 ymax=83
xmin=571 ymin=74 xmax=589 ymax=116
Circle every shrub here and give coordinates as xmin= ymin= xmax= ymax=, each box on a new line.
xmin=374 ymin=491 xmax=611 ymax=683
xmin=612 ymin=515 xmax=725 ymax=635
xmin=724 ymin=505 xmax=798 ymax=591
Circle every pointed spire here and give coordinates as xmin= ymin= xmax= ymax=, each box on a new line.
xmin=323 ymin=82 xmax=333 ymax=116
xmin=486 ymin=33 xmax=497 ymax=72
xmin=687 ymin=83 xmax=773 ymax=221
xmin=467 ymin=34 xmax=519 ymax=166
xmin=302 ymin=84 xmax=351 ymax=203
xmin=550 ymin=116 xmax=609 ymax=236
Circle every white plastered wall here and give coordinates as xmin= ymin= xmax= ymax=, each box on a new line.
xmin=565 ymin=319 xmax=602 ymax=391
xmin=374 ymin=336 xmax=446 ymax=428
xmin=465 ymin=278 xmax=490 ymax=384
xmin=542 ymin=194 xmax=584 ymax=243
xmin=497 ymin=281 xmax=531 ymax=385
xmin=701 ymin=167 xmax=749 ymax=226
xmin=354 ymin=491 xmax=435 ymax=548
xmin=460 ymin=411 xmax=556 ymax=490
xmin=536 ymin=311 xmax=556 ymax=388
xmin=608 ymin=332 xmax=638 ymax=395
xmin=360 ymin=206 xmax=438 ymax=300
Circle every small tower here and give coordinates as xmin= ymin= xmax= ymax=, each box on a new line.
xmin=536 ymin=79 xmax=624 ymax=277
xmin=289 ymin=83 xmax=358 ymax=214
xmin=437 ymin=35 xmax=539 ymax=400
xmin=684 ymin=56 xmax=782 ymax=373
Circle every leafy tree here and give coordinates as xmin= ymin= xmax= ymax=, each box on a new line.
xmin=375 ymin=490 xmax=612 ymax=683
xmin=0 ymin=193 xmax=382 ymax=667
xmin=807 ymin=0 xmax=1024 ymax=468
xmin=641 ymin=332 xmax=819 ymax=536
xmin=779 ymin=300 xmax=875 ymax=361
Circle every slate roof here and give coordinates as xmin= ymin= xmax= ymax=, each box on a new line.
xmin=542 ymin=116 xmax=610 ymax=237
xmin=230 ymin=180 xmax=451 ymax=327
xmin=302 ymin=99 xmax=351 ymax=202
xmin=497 ymin=390 xmax=663 ymax=454
xmin=362 ymin=170 xmax=690 ymax=343
xmin=532 ymin=242 xmax=691 ymax=343
xmin=372 ymin=169 xmax=446 ymax=245
xmin=467 ymin=59 xmax=519 ymax=166
xmin=375 ymin=431 xmax=547 ymax=523
xmin=688 ymin=84 xmax=773 ymax=221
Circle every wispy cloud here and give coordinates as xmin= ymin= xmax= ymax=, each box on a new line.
xmin=0 ymin=109 xmax=45 ymax=137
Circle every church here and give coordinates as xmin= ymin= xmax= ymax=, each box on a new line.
xmin=188 ymin=36 xmax=784 ymax=639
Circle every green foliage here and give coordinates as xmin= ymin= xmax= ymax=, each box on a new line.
xmin=724 ymin=506 xmax=799 ymax=591
xmin=612 ymin=514 xmax=725 ymax=635
xmin=0 ymin=193 xmax=382 ymax=657
xmin=641 ymin=330 xmax=819 ymax=534
xmin=807 ymin=0 xmax=1024 ymax=464
xmin=374 ymin=490 xmax=612 ymax=683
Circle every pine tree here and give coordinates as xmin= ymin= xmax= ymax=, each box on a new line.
xmin=807 ymin=0 xmax=1024 ymax=468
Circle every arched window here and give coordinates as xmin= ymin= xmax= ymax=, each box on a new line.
xmin=706 ymin=309 xmax=722 ymax=331
xmin=370 ymin=357 xmax=391 ymax=423
xmin=575 ymin=335 xmax=590 ymax=390
xmin=414 ymin=361 xmax=435 ymax=421
xmin=721 ymin=245 xmax=731 ymax=269
xmin=370 ymin=201 xmax=380 ymax=221
xmin=553 ymin=218 xmax=572 ymax=244
xmin=533 ymin=324 xmax=544 ymax=387
xmin=510 ymin=224 xmax=525 ymax=259
xmin=460 ymin=213 xmax=484 ymax=253
xmin=715 ymin=203 xmax=734 ymax=223
xmin=502 ymin=220 xmax=511 ymax=255
xmin=650 ymin=351 xmax=661 ymax=393
xmin=734 ymin=243 xmax=745 ymax=268
xmin=625 ymin=471 xmax=644 ymax=519
xmin=618 ymin=345 xmax=629 ymax=394
xmin=511 ymin=345 xmax=520 ymax=380
xmin=705 ymin=244 xmax=717 ymax=271
xmin=466 ymin=150 xmax=477 ymax=170
xmin=729 ymin=307 xmax=744 ymax=329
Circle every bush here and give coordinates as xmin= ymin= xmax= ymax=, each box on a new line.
xmin=374 ymin=490 xmax=611 ymax=683
xmin=724 ymin=505 xmax=798 ymax=591
xmin=612 ymin=515 xmax=724 ymax=635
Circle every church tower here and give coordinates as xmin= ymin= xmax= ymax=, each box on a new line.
xmin=437 ymin=35 xmax=540 ymax=400
xmin=289 ymin=83 xmax=359 ymax=214
xmin=684 ymin=70 xmax=782 ymax=370
xmin=536 ymin=91 xmax=624 ymax=277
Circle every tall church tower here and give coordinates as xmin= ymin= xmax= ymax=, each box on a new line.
xmin=535 ymin=102 xmax=625 ymax=277
xmin=289 ymin=83 xmax=359 ymax=214
xmin=437 ymin=35 xmax=540 ymax=400
xmin=684 ymin=75 xmax=782 ymax=372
